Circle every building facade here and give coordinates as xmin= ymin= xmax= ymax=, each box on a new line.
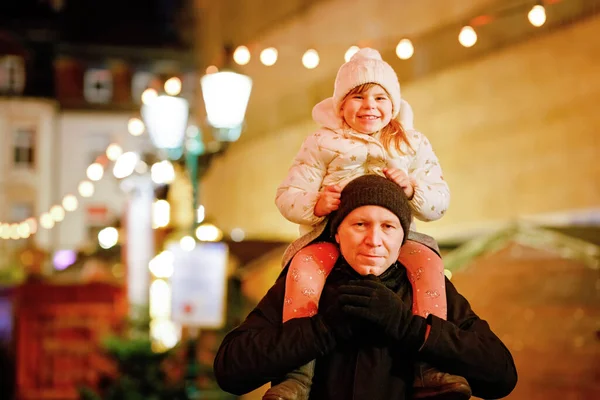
xmin=194 ymin=0 xmax=600 ymax=244
xmin=0 ymin=0 xmax=196 ymax=260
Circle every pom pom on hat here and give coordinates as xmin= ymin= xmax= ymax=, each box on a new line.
xmin=350 ymin=47 xmax=383 ymax=61
xmin=333 ymin=48 xmax=401 ymax=118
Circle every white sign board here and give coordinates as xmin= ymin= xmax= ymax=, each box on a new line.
xmin=169 ymin=241 xmax=228 ymax=328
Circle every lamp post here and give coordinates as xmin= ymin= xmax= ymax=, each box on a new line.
xmin=140 ymin=67 xmax=252 ymax=397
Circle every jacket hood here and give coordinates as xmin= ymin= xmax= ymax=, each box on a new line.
xmin=312 ymin=97 xmax=344 ymax=131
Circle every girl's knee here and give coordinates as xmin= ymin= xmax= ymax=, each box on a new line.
xmin=293 ymin=241 xmax=339 ymax=275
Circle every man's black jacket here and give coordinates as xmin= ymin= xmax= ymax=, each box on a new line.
xmin=214 ymin=260 xmax=517 ymax=399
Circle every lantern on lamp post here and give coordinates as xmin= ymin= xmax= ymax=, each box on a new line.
xmin=141 ymin=94 xmax=190 ymax=158
xmin=200 ymin=69 xmax=253 ymax=142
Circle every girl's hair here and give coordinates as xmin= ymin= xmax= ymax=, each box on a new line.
xmin=343 ymin=83 xmax=414 ymax=155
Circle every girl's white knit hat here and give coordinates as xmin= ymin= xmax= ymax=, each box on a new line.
xmin=333 ymin=48 xmax=401 ymax=118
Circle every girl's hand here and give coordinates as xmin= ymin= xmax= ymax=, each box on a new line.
xmin=383 ymin=168 xmax=415 ymax=200
xmin=314 ymin=185 xmax=342 ymax=217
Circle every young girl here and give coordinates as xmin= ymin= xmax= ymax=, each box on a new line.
xmin=267 ymin=48 xmax=466 ymax=400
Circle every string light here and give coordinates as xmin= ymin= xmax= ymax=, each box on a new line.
xmin=86 ymin=162 xmax=104 ymax=181
xmin=62 ymin=194 xmax=78 ymax=212
xmin=459 ymin=25 xmax=478 ymax=47
xmin=528 ymin=4 xmax=547 ymax=27
xmin=260 ymin=47 xmax=278 ymax=66
xmin=50 ymin=205 xmax=65 ymax=222
xmin=141 ymin=88 xmax=158 ymax=105
xmin=164 ymin=77 xmax=182 ymax=96
xmin=180 ymin=235 xmax=196 ymax=251
xmin=344 ymin=46 xmax=359 ymax=62
xmin=106 ymin=143 xmax=123 ymax=161
xmin=200 ymin=3 xmax=560 ymax=75
xmin=128 ymin=117 xmax=145 ymax=136
xmin=395 ymin=39 xmax=414 ymax=60
xmin=302 ymin=49 xmax=320 ymax=69
xmin=78 ymin=180 xmax=95 ymax=198
xmin=233 ymin=45 xmax=251 ymax=65
xmin=40 ymin=213 xmax=55 ymax=229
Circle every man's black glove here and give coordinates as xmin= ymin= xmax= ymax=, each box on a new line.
xmin=339 ymin=275 xmax=428 ymax=352
xmin=319 ymin=297 xmax=360 ymax=344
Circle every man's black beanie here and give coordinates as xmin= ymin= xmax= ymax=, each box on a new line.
xmin=329 ymin=174 xmax=412 ymax=242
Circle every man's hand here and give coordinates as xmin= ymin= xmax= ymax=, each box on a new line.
xmin=339 ymin=275 xmax=427 ymax=352
xmin=314 ymin=185 xmax=342 ymax=217
xmin=383 ymin=168 xmax=415 ymax=200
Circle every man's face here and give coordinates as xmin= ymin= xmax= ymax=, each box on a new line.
xmin=334 ymin=205 xmax=404 ymax=276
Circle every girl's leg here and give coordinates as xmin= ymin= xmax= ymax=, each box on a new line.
xmin=398 ymin=240 xmax=471 ymax=400
xmin=283 ymin=242 xmax=339 ymax=322
xmin=398 ymin=240 xmax=447 ymax=320
xmin=263 ymin=242 xmax=339 ymax=400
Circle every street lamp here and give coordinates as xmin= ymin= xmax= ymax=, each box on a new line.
xmin=140 ymin=66 xmax=252 ymax=397
xmin=200 ymin=69 xmax=252 ymax=142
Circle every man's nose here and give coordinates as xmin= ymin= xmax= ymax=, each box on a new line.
xmin=365 ymin=227 xmax=382 ymax=246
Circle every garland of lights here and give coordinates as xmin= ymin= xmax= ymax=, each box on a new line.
xmin=212 ymin=2 xmax=552 ymax=72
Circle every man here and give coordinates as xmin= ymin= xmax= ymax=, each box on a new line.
xmin=214 ymin=175 xmax=517 ymax=399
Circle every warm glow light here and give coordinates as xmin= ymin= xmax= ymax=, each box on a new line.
xmin=98 ymin=227 xmax=119 ymax=249
xmin=164 ymin=77 xmax=182 ymax=96
xmin=152 ymin=200 xmax=170 ymax=229
xmin=395 ymin=38 xmax=414 ymax=60
xmin=141 ymin=95 xmax=189 ymax=150
xmin=50 ymin=205 xmax=65 ymax=222
xmin=78 ymin=180 xmax=95 ymax=198
xmin=150 ymin=279 xmax=171 ymax=318
xmin=344 ymin=46 xmax=359 ymax=62
xmin=196 ymin=205 xmax=205 ymax=224
xmin=128 ymin=117 xmax=145 ymax=136
xmin=459 ymin=26 xmax=477 ymax=47
xmin=149 ymin=250 xmax=175 ymax=278
xmin=86 ymin=163 xmax=104 ymax=181
xmin=206 ymin=65 xmax=218 ymax=74
xmin=195 ymin=223 xmax=223 ymax=242
xmin=40 ymin=212 xmax=55 ymax=229
xmin=150 ymin=319 xmax=179 ymax=350
xmin=230 ymin=227 xmax=245 ymax=242
xmin=113 ymin=152 xmax=140 ymax=179
xmin=9 ymin=224 xmax=19 ymax=240
xmin=17 ymin=222 xmax=31 ymax=238
xmin=106 ymin=143 xmax=123 ymax=161
xmin=180 ymin=235 xmax=196 ymax=251
xmin=302 ymin=49 xmax=320 ymax=69
xmin=62 ymin=194 xmax=78 ymax=212
xmin=141 ymin=88 xmax=158 ymax=105
xmin=150 ymin=160 xmax=175 ymax=184
xmin=528 ymin=5 xmax=546 ymax=27
xmin=233 ymin=45 xmax=251 ymax=65
xmin=26 ymin=217 xmax=37 ymax=234
xmin=260 ymin=47 xmax=278 ymax=66
xmin=201 ymin=71 xmax=252 ymax=130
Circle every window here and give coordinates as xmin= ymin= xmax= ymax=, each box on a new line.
xmin=13 ymin=127 xmax=35 ymax=168
xmin=84 ymin=68 xmax=113 ymax=104
xmin=0 ymin=55 xmax=26 ymax=95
